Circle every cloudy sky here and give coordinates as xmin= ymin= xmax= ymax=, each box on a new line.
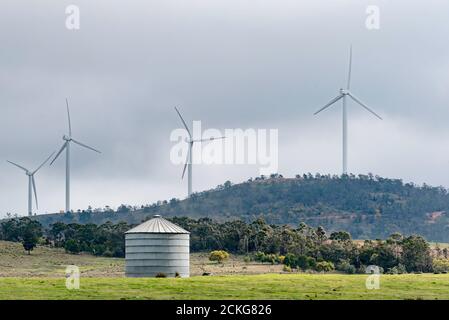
xmin=1 ymin=0 xmax=448 ymax=216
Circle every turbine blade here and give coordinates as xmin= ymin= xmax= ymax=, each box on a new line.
xmin=314 ymin=94 xmax=344 ymax=115
xmin=32 ymin=176 xmax=38 ymax=210
xmin=6 ymin=160 xmax=29 ymax=172
xmin=181 ymin=147 xmax=190 ymax=180
xmin=347 ymin=45 xmax=353 ymax=90
xmin=66 ymin=98 xmax=72 ymax=136
xmin=192 ymin=136 xmax=226 ymax=143
xmin=50 ymin=142 xmax=68 ymax=165
xmin=33 ymin=151 xmax=55 ymax=174
xmin=348 ymin=92 xmax=383 ymax=120
xmin=72 ymin=139 xmax=101 ymax=153
xmin=174 ymin=107 xmax=192 ymax=138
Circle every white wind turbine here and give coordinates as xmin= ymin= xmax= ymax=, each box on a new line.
xmin=174 ymin=107 xmax=225 ymax=198
xmin=314 ymin=46 xmax=383 ymax=174
xmin=7 ymin=152 xmax=55 ymax=216
xmin=50 ymin=98 xmax=101 ymax=213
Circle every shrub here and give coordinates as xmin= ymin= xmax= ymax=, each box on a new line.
xmin=283 ymin=265 xmax=292 ymax=272
xmin=284 ymin=254 xmax=316 ymax=270
xmin=175 ymin=272 xmax=181 ymax=278
xmin=337 ymin=260 xmax=356 ymax=274
xmin=254 ymin=252 xmax=283 ymax=264
xmin=386 ymin=266 xmax=399 ymax=274
xmin=396 ymin=264 xmax=407 ymax=274
xmin=64 ymin=239 xmax=80 ymax=254
xmin=387 ymin=265 xmax=407 ymax=275
xmin=357 ymin=265 xmax=366 ymax=274
xmin=209 ymin=250 xmax=230 ymax=264
xmin=433 ymin=259 xmax=449 ymax=273
xmin=155 ymin=272 xmax=167 ymax=278
xmin=283 ymin=253 xmax=297 ymax=268
xmin=315 ymin=261 xmax=335 ymax=272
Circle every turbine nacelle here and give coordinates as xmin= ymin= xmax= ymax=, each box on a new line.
xmin=339 ymin=88 xmax=349 ymax=95
xmin=63 ymin=135 xmax=72 ymax=141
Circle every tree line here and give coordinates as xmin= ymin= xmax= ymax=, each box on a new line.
xmin=1 ymin=216 xmax=448 ymax=273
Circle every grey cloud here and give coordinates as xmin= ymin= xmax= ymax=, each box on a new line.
xmin=1 ymin=0 xmax=449 ymax=215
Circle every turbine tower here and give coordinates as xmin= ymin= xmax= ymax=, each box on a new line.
xmin=50 ymin=98 xmax=101 ymax=213
xmin=314 ymin=46 xmax=383 ymax=174
xmin=7 ymin=152 xmax=55 ymax=216
xmin=174 ymin=107 xmax=225 ymax=198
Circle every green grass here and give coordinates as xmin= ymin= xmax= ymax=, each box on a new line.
xmin=1 ymin=274 xmax=449 ymax=300
xmin=0 ymin=241 xmax=124 ymax=277
xmin=2 ymin=241 xmax=449 ymax=300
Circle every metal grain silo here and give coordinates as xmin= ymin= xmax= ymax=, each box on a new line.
xmin=125 ymin=215 xmax=190 ymax=278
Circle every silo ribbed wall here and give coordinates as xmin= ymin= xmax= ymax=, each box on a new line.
xmin=125 ymin=233 xmax=190 ymax=278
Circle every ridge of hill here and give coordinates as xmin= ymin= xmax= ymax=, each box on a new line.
xmin=33 ymin=174 xmax=449 ymax=242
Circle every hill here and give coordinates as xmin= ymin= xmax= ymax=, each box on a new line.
xmin=33 ymin=174 xmax=449 ymax=242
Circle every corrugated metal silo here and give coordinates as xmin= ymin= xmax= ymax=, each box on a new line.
xmin=125 ymin=215 xmax=190 ymax=278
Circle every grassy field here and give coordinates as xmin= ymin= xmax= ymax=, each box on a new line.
xmin=1 ymin=274 xmax=449 ymax=300
xmin=1 ymin=241 xmax=449 ymax=300
xmin=0 ymin=241 xmax=282 ymax=277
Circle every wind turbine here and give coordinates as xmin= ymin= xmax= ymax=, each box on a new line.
xmin=174 ymin=107 xmax=225 ymax=198
xmin=313 ymin=46 xmax=383 ymax=174
xmin=7 ymin=152 xmax=55 ymax=216
xmin=50 ymin=98 xmax=101 ymax=213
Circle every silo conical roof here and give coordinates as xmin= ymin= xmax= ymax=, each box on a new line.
xmin=125 ymin=215 xmax=190 ymax=234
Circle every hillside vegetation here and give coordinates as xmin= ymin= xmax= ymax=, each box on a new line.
xmin=32 ymin=174 xmax=449 ymax=241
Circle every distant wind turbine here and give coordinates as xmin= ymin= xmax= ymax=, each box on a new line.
xmin=7 ymin=152 xmax=55 ymax=216
xmin=50 ymin=98 xmax=101 ymax=213
xmin=174 ymin=107 xmax=225 ymax=198
xmin=313 ymin=46 xmax=383 ymax=174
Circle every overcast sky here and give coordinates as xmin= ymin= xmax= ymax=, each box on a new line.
xmin=1 ymin=0 xmax=449 ymax=216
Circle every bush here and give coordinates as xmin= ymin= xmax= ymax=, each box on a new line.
xmin=209 ymin=250 xmax=230 ymax=264
xmin=283 ymin=254 xmax=316 ymax=270
xmin=433 ymin=259 xmax=449 ymax=273
xmin=387 ymin=265 xmax=406 ymax=275
xmin=254 ymin=252 xmax=283 ymax=264
xmin=357 ymin=265 xmax=366 ymax=274
xmin=155 ymin=272 xmax=167 ymax=278
xmin=337 ymin=260 xmax=356 ymax=274
xmin=315 ymin=261 xmax=335 ymax=272
xmin=283 ymin=265 xmax=292 ymax=272
xmin=175 ymin=272 xmax=181 ymax=278
xmin=64 ymin=239 xmax=80 ymax=254
xmin=283 ymin=253 xmax=296 ymax=268
xmin=386 ymin=266 xmax=399 ymax=274
xmin=397 ymin=264 xmax=407 ymax=274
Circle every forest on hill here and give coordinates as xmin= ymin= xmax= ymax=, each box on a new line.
xmin=30 ymin=174 xmax=449 ymax=242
